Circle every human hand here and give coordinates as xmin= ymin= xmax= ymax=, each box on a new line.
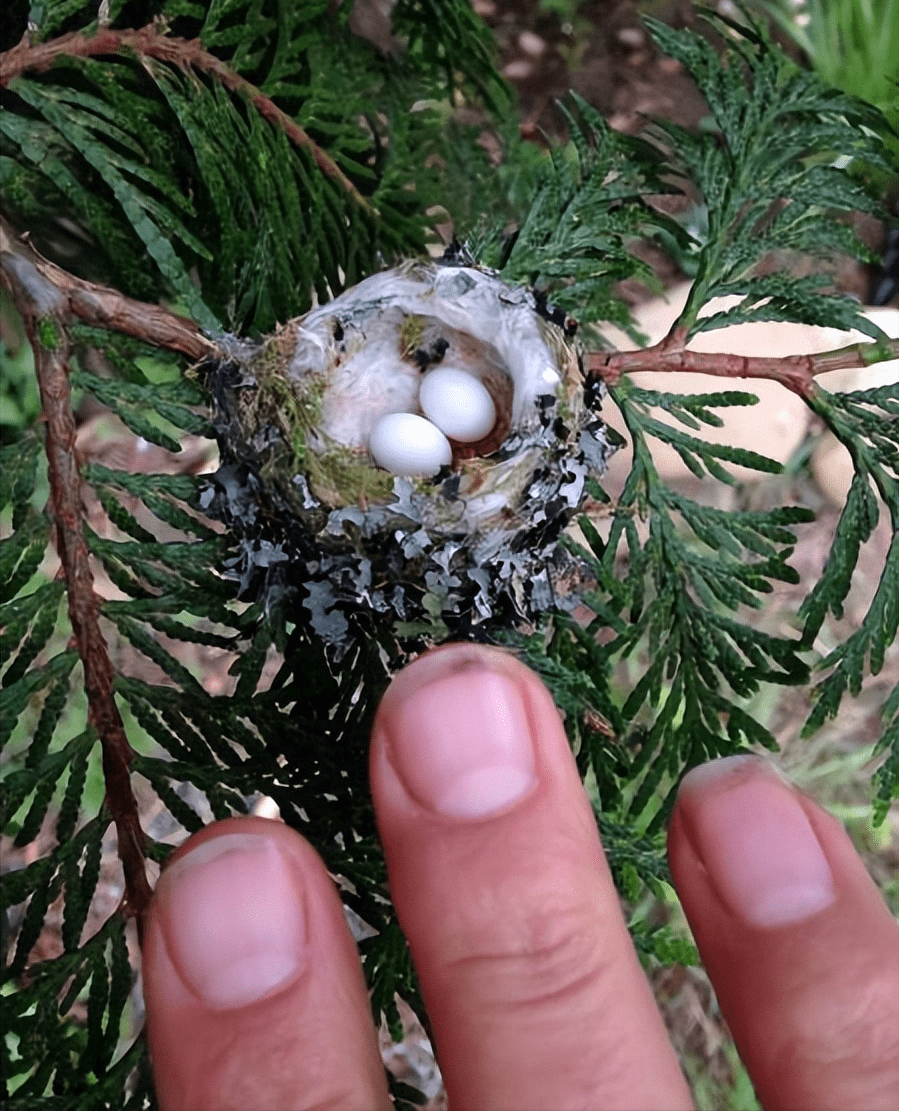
xmin=142 ymin=643 xmax=899 ymax=1110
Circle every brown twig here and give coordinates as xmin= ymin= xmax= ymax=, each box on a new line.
xmin=0 ymin=23 xmax=377 ymax=216
xmin=1 ymin=219 xmax=217 ymax=360
xmin=587 ymin=333 xmax=899 ymax=398
xmin=1 ymin=228 xmax=153 ymax=919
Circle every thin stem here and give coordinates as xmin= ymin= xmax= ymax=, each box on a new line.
xmin=7 ymin=217 xmax=895 ymax=398
xmin=0 ymin=227 xmax=153 ymax=919
xmin=1 ymin=219 xmax=217 ymax=360
xmin=587 ymin=333 xmax=899 ymax=398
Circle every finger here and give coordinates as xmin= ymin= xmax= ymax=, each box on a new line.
xmin=668 ymin=755 xmax=899 ymax=1111
xmin=370 ymin=643 xmax=693 ymax=1111
xmin=142 ymin=817 xmax=390 ymax=1111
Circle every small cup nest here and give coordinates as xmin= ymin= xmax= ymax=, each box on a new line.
xmin=199 ymin=255 xmax=616 ymax=653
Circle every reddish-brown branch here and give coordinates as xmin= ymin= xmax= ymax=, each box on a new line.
xmin=586 ymin=333 xmax=899 ymax=397
xmin=1 ymin=231 xmax=153 ymax=919
xmin=0 ymin=24 xmax=376 ymax=216
xmin=1 ymin=220 xmax=217 ymax=360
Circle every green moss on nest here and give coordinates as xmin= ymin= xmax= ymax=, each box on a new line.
xmin=243 ymin=334 xmax=326 ymax=471
xmin=259 ymin=373 xmax=324 ymax=465
xmin=306 ymin=437 xmax=397 ymax=508
xmin=233 ymin=330 xmax=411 ymax=512
xmin=399 ymin=314 xmax=426 ymax=360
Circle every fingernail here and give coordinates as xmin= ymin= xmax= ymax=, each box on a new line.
xmin=679 ymin=755 xmax=836 ymax=928
xmin=380 ymin=647 xmax=538 ymax=819
xmin=158 ymin=832 xmax=307 ymax=1009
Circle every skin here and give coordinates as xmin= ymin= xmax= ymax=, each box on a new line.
xmin=142 ymin=643 xmax=899 ymax=1111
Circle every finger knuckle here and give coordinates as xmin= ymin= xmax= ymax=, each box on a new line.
xmin=445 ymin=868 xmax=615 ymax=1014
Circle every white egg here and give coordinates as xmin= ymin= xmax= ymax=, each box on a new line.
xmin=419 ymin=366 xmax=496 ymax=443
xmin=368 ymin=412 xmax=452 ymax=476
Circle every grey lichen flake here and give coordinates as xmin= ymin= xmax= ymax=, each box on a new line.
xmin=304 ymin=580 xmax=350 ymax=646
xmin=400 ymin=529 xmax=432 ymax=559
xmin=199 ymin=250 xmax=618 ymax=657
xmin=580 ymin=424 xmax=616 ymax=471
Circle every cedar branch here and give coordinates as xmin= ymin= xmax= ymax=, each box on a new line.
xmin=586 ymin=333 xmax=899 ymax=398
xmin=2 ymin=217 xmax=894 ymax=916
xmin=6 ymin=218 xmax=894 ymax=396
xmin=1 ymin=219 xmax=217 ymax=360
xmin=0 ymin=23 xmax=377 ymax=216
xmin=1 ymin=225 xmax=153 ymax=919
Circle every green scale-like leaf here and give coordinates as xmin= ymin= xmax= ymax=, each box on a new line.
xmin=69 ymin=371 xmax=188 ymax=452
xmin=643 ymin=10 xmax=892 ymax=338
xmin=471 ymin=93 xmax=684 ymax=323
xmin=10 ymin=78 xmax=219 ymax=330
xmin=147 ymin=63 xmax=325 ymax=331
xmin=0 ymin=432 xmax=43 ymax=523
xmin=799 ymin=384 xmax=898 ymax=726
xmin=0 ymin=509 xmax=50 ymax=600
xmin=873 ymin=686 xmax=899 ymax=824
xmin=0 ymin=580 xmax=65 ymax=687
xmin=579 ymin=382 xmax=816 ymax=776
xmin=805 ymin=530 xmax=899 ymax=732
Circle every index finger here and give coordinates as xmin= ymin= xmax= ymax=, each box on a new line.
xmin=371 ymin=643 xmax=693 ymax=1111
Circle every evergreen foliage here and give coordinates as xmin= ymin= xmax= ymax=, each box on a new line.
xmin=1 ymin=2 xmax=896 ymax=1106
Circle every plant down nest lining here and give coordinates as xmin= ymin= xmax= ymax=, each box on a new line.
xmin=198 ymin=254 xmax=618 ymax=654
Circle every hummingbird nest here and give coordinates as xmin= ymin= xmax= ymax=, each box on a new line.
xmin=199 ymin=254 xmax=616 ymax=655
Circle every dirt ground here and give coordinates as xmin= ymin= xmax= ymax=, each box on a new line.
xmin=481 ymin=0 xmax=707 ymax=134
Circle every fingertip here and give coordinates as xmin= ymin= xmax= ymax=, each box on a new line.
xmin=673 ymin=754 xmax=837 ymax=929
xmin=153 ymin=821 xmax=309 ymax=1010
xmin=669 ymin=755 xmax=899 ymax=1111
xmin=371 ymin=642 xmax=585 ymax=823
xmin=371 ymin=645 xmax=692 ymax=1110
xmin=373 ymin=644 xmax=546 ymax=821
xmin=143 ymin=818 xmax=390 ymax=1111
